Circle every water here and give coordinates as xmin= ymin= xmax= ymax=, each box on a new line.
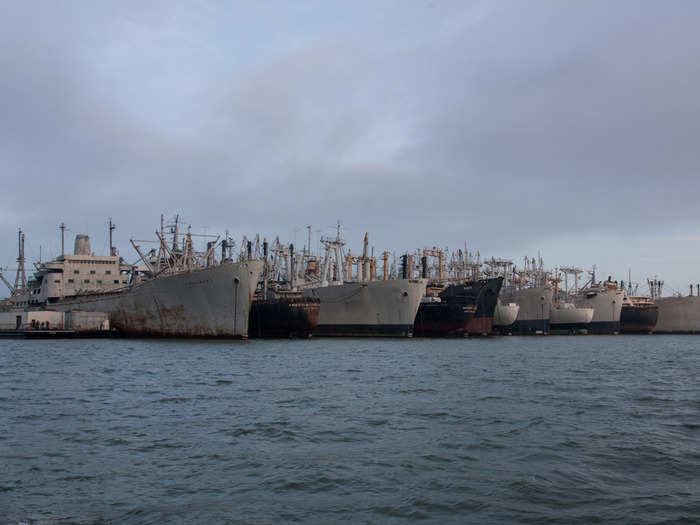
xmin=1 ymin=336 xmax=699 ymax=524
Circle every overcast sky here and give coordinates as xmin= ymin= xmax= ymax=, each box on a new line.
xmin=2 ymin=1 xmax=700 ymax=295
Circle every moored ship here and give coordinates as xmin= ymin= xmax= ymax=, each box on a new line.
xmin=311 ymin=279 xmax=426 ymax=336
xmin=550 ymin=302 xmax=594 ymax=333
xmin=249 ymin=293 xmax=320 ymax=338
xmin=502 ymin=286 xmax=554 ymax=334
xmin=493 ymin=300 xmax=519 ymax=332
xmin=549 ymin=268 xmax=594 ymax=334
xmin=574 ymin=277 xmax=623 ymax=334
xmin=4 ymin=217 xmax=263 ymax=338
xmin=620 ymin=295 xmax=658 ymax=334
xmin=247 ymin=239 xmax=320 ymax=338
xmin=649 ymin=279 xmax=700 ymax=333
xmin=486 ymin=257 xmax=553 ymax=334
xmin=413 ymin=277 xmax=503 ymax=337
xmin=263 ymin=231 xmax=427 ymax=337
xmin=654 ymin=296 xmax=700 ymax=333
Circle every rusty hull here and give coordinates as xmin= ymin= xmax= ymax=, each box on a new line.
xmin=49 ymin=260 xmax=264 ymax=338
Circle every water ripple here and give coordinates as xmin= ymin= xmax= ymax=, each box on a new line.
xmin=2 ymin=335 xmax=700 ymax=524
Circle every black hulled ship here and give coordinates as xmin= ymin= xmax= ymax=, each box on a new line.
xmin=248 ymin=292 xmax=320 ymax=338
xmin=247 ymin=239 xmax=320 ymax=338
xmin=413 ymin=277 xmax=503 ymax=337
xmin=620 ymin=295 xmax=658 ymax=334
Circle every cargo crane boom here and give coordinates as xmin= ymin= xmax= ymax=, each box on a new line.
xmin=0 ymin=269 xmax=15 ymax=295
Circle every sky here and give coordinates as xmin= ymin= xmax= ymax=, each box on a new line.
xmin=2 ymin=0 xmax=700 ymax=295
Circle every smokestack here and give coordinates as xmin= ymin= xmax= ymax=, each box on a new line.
xmin=74 ymin=234 xmax=91 ymax=256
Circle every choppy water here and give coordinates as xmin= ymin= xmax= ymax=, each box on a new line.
xmin=1 ymin=336 xmax=699 ymax=524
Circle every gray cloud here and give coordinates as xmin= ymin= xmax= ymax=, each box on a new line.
xmin=2 ymin=1 xmax=700 ymax=291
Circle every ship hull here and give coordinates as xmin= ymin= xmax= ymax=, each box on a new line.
xmin=588 ymin=321 xmax=622 ymax=334
xmin=310 ymin=279 xmax=427 ymax=337
xmin=653 ymin=297 xmax=700 ymax=333
xmin=493 ymin=300 xmax=519 ymax=331
xmin=575 ymin=289 xmax=624 ymax=334
xmin=249 ymin=296 xmax=320 ymax=338
xmin=550 ymin=304 xmax=594 ymax=334
xmin=497 ymin=286 xmax=553 ymax=334
xmin=620 ymin=304 xmax=658 ymax=334
xmin=414 ymin=301 xmax=475 ymax=337
xmin=48 ymin=261 xmax=263 ymax=338
xmin=413 ymin=278 xmax=503 ymax=337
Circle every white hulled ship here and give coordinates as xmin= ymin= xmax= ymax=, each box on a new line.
xmin=550 ymin=302 xmax=594 ymax=333
xmin=573 ymin=271 xmax=623 ymax=334
xmin=549 ymin=267 xmax=594 ymax=333
xmin=486 ymin=257 xmax=553 ymax=334
xmin=298 ymin=231 xmax=426 ymax=337
xmin=649 ymin=279 xmax=700 ymax=333
xmin=3 ymin=217 xmax=263 ymax=338
xmin=494 ymin=300 xmax=519 ymax=330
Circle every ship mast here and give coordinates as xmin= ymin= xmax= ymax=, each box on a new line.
xmin=13 ymin=228 xmax=26 ymax=293
xmin=559 ymin=266 xmax=584 ymax=298
xmin=170 ymin=214 xmax=180 ymax=252
xmin=319 ymin=224 xmax=345 ymax=286
xmin=306 ymin=225 xmax=312 ymax=258
xmin=109 ymin=218 xmax=116 ymax=256
xmin=60 ymin=222 xmax=66 ymax=257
